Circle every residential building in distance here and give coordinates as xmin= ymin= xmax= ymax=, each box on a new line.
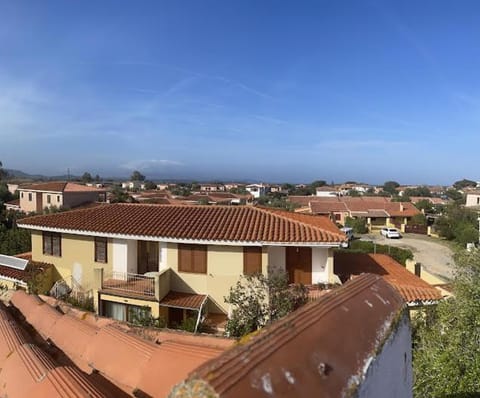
xmin=16 ymin=182 xmax=106 ymax=213
xmin=245 ymin=183 xmax=269 ymax=198
xmin=465 ymin=191 xmax=480 ymax=208
xmin=199 ymin=183 xmax=226 ymax=192
xmin=17 ymin=204 xmax=346 ymax=325
xmin=293 ymin=196 xmax=420 ymax=229
xmin=315 ymin=186 xmax=338 ymax=197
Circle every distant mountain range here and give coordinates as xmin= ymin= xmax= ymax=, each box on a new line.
xmin=5 ymin=169 xmax=81 ymax=181
xmin=4 ymin=168 xmax=260 ymax=184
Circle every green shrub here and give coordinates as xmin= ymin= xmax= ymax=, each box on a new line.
xmin=179 ymin=317 xmax=197 ymax=333
xmin=338 ymin=240 xmax=413 ymax=265
xmin=344 ymin=216 xmax=368 ymax=234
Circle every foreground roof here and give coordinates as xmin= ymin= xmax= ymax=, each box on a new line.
xmin=334 ymin=252 xmax=442 ymax=304
xmin=172 ymin=274 xmax=405 ymax=397
xmin=18 ymin=203 xmax=346 ymax=244
xmin=0 ymin=303 xmax=116 ymax=397
xmin=10 ymin=290 xmax=226 ymax=397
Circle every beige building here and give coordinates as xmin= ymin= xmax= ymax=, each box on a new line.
xmin=18 ymin=204 xmax=346 ymax=325
xmin=17 ymin=182 xmax=106 ymax=213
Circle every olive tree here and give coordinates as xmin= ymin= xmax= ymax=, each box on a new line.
xmin=413 ymin=250 xmax=480 ymax=396
xmin=224 ymin=272 xmax=308 ymax=338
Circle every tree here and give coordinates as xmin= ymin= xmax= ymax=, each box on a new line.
xmin=94 ymin=174 xmax=101 ymax=182
xmin=310 ymin=180 xmax=327 ymax=188
xmin=434 ymin=204 xmax=478 ymax=244
xmin=130 ymin=170 xmax=146 ymax=181
xmin=109 ymin=186 xmax=132 ymax=203
xmin=344 ymin=216 xmax=368 ymax=234
xmin=81 ymin=172 xmax=93 ymax=183
xmin=413 ymin=250 xmax=480 ymax=396
xmin=445 ymin=188 xmax=464 ymax=203
xmin=143 ymin=180 xmax=157 ymax=190
xmin=404 ymin=186 xmax=432 ymax=197
xmin=414 ymin=199 xmax=434 ymax=214
xmin=0 ymin=161 xmax=8 ymax=181
xmin=225 ymin=272 xmax=308 ymax=337
xmin=347 ymin=189 xmax=360 ymax=197
xmin=453 ymin=178 xmax=477 ymax=190
xmin=382 ymin=181 xmax=400 ymax=195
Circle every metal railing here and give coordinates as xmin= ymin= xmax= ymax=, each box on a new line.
xmin=102 ymin=271 xmax=155 ymax=297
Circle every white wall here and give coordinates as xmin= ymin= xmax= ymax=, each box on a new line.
xmin=112 ymin=239 xmax=128 ymax=273
xmin=267 ymin=246 xmax=285 ymax=274
xmin=312 ymin=247 xmax=330 ymax=283
xmin=112 ymin=239 xmax=137 ymax=274
xmin=159 ymin=242 xmax=168 ymax=271
xmin=357 ymin=313 xmax=413 ymax=398
xmin=466 ymin=194 xmax=480 ymax=207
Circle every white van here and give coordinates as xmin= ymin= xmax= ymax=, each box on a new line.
xmin=340 ymin=227 xmax=354 ymax=241
xmin=340 ymin=227 xmax=354 ymax=248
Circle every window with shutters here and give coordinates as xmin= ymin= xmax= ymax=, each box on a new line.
xmin=243 ymin=246 xmax=262 ymax=275
xmin=178 ymin=244 xmax=207 ymax=274
xmin=94 ymin=237 xmax=108 ymax=263
xmin=42 ymin=232 xmax=61 ymax=257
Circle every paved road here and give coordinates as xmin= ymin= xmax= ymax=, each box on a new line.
xmin=360 ymin=233 xmax=455 ymax=281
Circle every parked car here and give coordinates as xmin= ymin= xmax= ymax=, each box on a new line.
xmin=340 ymin=227 xmax=354 ymax=248
xmin=380 ymin=227 xmax=401 ymax=239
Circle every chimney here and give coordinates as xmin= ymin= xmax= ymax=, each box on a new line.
xmin=399 ymin=203 xmax=404 ymax=212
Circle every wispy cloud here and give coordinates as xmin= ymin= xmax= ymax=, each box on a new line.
xmin=119 ymin=61 xmax=275 ymax=100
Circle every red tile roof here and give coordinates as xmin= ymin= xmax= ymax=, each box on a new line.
xmin=0 ymin=304 xmax=111 ymax=397
xmin=19 ymin=181 xmax=105 ymax=193
xmin=160 ymin=291 xmax=207 ymax=310
xmin=291 ymin=196 xmax=421 ymax=218
xmin=309 ymin=201 xmax=348 ymax=213
xmin=173 ymin=274 xmax=405 ymax=397
xmin=334 ymin=252 xmax=442 ymax=303
xmin=18 ymin=203 xmax=346 ymax=244
xmin=10 ymin=291 xmax=225 ymax=397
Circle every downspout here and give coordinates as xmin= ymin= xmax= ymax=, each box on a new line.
xmin=194 ymin=296 xmax=208 ymax=333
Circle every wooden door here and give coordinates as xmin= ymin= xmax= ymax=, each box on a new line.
xmin=285 ymin=247 xmax=312 ymax=285
xmin=137 ymin=241 xmax=159 ymax=274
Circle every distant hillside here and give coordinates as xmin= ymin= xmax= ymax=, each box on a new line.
xmin=5 ymin=169 xmax=79 ymax=181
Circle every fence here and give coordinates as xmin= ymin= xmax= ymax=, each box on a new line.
xmin=102 ymin=271 xmax=155 ymax=297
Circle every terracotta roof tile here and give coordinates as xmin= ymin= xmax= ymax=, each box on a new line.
xmin=160 ymin=291 xmax=207 ymax=310
xmin=334 ymin=252 xmax=442 ymax=303
xmin=19 ymin=203 xmax=346 ymax=244
xmin=0 ymin=304 xmax=108 ymax=397
xmin=176 ymin=275 xmax=405 ymax=397
xmin=291 ymin=196 xmax=420 ymax=218
xmin=138 ymin=341 xmax=224 ymax=397
xmin=10 ymin=291 xmax=225 ymax=396
xmin=19 ymin=181 xmax=105 ymax=193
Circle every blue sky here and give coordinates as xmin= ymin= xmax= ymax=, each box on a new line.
xmin=1 ymin=1 xmax=479 ymax=184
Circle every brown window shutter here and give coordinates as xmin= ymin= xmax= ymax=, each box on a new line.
xmin=243 ymin=246 xmax=262 ymax=275
xmin=178 ymin=244 xmax=192 ymax=272
xmin=192 ymin=245 xmax=207 ymax=274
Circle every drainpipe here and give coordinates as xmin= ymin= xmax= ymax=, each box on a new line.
xmin=194 ymin=296 xmax=208 ymax=333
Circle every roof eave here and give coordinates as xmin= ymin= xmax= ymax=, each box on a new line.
xmin=17 ymin=224 xmax=343 ymax=247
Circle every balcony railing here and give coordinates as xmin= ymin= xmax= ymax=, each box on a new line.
xmin=102 ymin=271 xmax=155 ymax=297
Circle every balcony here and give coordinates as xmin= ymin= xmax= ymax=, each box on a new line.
xmin=95 ymin=268 xmax=171 ymax=301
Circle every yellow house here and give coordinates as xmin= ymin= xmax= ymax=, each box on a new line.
xmin=17 ymin=181 xmax=106 ymax=213
xmin=18 ymin=204 xmax=346 ymax=325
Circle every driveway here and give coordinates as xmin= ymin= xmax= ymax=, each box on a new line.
xmin=360 ymin=233 xmax=455 ymax=281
